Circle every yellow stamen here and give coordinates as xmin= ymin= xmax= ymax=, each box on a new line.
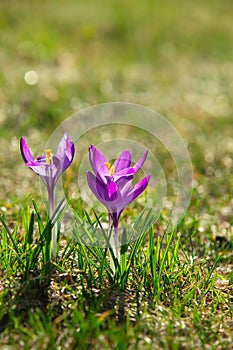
xmin=45 ymin=149 xmax=53 ymax=164
xmin=105 ymin=161 xmax=114 ymax=175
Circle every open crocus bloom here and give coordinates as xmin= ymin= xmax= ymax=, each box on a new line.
xmin=20 ymin=133 xmax=75 ymax=216
xmin=86 ymin=145 xmax=150 ymax=230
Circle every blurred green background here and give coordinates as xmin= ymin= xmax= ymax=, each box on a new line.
xmin=0 ymin=0 xmax=232 ymax=208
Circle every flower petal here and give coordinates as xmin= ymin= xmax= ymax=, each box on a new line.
xmin=127 ymin=174 xmax=150 ymax=204
xmin=114 ymin=150 xmax=131 ymax=172
xmin=20 ymin=137 xmax=34 ymax=163
xmin=25 ymin=161 xmax=49 ymax=176
xmin=51 ymin=156 xmax=62 ymax=184
xmin=27 ymin=160 xmax=49 ymax=174
xmin=132 ymin=150 xmax=148 ymax=173
xmin=89 ymin=145 xmax=109 ymax=183
xmin=55 ymin=133 xmax=75 ymax=172
xmin=26 ymin=162 xmax=53 ymax=189
xmin=107 ymin=181 xmax=118 ymax=201
xmin=86 ymin=171 xmax=107 ymax=202
xmin=112 ymin=167 xmax=135 ymax=181
xmin=87 ymin=172 xmax=121 ymax=214
xmin=115 ymin=176 xmax=133 ymax=196
xmin=26 ymin=157 xmax=61 ymax=187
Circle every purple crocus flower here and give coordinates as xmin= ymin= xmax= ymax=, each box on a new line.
xmin=86 ymin=145 xmax=150 ymax=255
xmin=20 ymin=133 xmax=75 ymax=216
xmin=20 ymin=133 xmax=75 ymax=257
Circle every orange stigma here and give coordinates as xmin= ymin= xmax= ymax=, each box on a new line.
xmin=45 ymin=149 xmax=53 ymax=164
xmin=105 ymin=162 xmax=114 ymax=175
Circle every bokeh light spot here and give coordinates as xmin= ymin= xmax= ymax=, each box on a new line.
xmin=24 ymin=70 xmax=39 ymax=85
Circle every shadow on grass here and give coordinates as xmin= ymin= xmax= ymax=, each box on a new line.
xmin=0 ymin=267 xmax=142 ymax=338
xmin=98 ymin=287 xmax=127 ymax=324
xmin=0 ymin=271 xmax=51 ymax=333
xmin=80 ymin=282 xmax=138 ymax=326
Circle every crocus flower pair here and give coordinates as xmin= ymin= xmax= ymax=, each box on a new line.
xmin=20 ymin=134 xmax=150 ymax=265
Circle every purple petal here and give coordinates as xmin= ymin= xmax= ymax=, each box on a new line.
xmin=107 ymin=181 xmax=118 ymax=201
xmin=26 ymin=157 xmax=61 ymax=187
xmin=87 ymin=172 xmax=121 ymax=214
xmin=55 ymin=133 xmax=75 ymax=171
xmin=26 ymin=161 xmax=50 ymax=176
xmin=26 ymin=161 xmax=52 ymax=177
xmin=132 ymin=150 xmax=149 ymax=173
xmin=116 ymin=176 xmax=133 ymax=196
xmin=36 ymin=155 xmax=46 ymax=162
xmin=86 ymin=171 xmax=107 ymax=203
xmin=87 ymin=172 xmax=118 ymax=202
xmin=20 ymin=137 xmax=34 ymax=164
xmin=86 ymin=171 xmax=128 ymax=217
xmin=26 ymin=162 xmax=54 ymax=190
xmin=112 ymin=167 xmax=135 ymax=181
xmin=89 ymin=145 xmax=109 ymax=182
xmin=126 ymin=174 xmax=150 ymax=204
xmin=114 ymin=150 xmax=131 ymax=172
xmin=51 ymin=156 xmax=62 ymax=184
